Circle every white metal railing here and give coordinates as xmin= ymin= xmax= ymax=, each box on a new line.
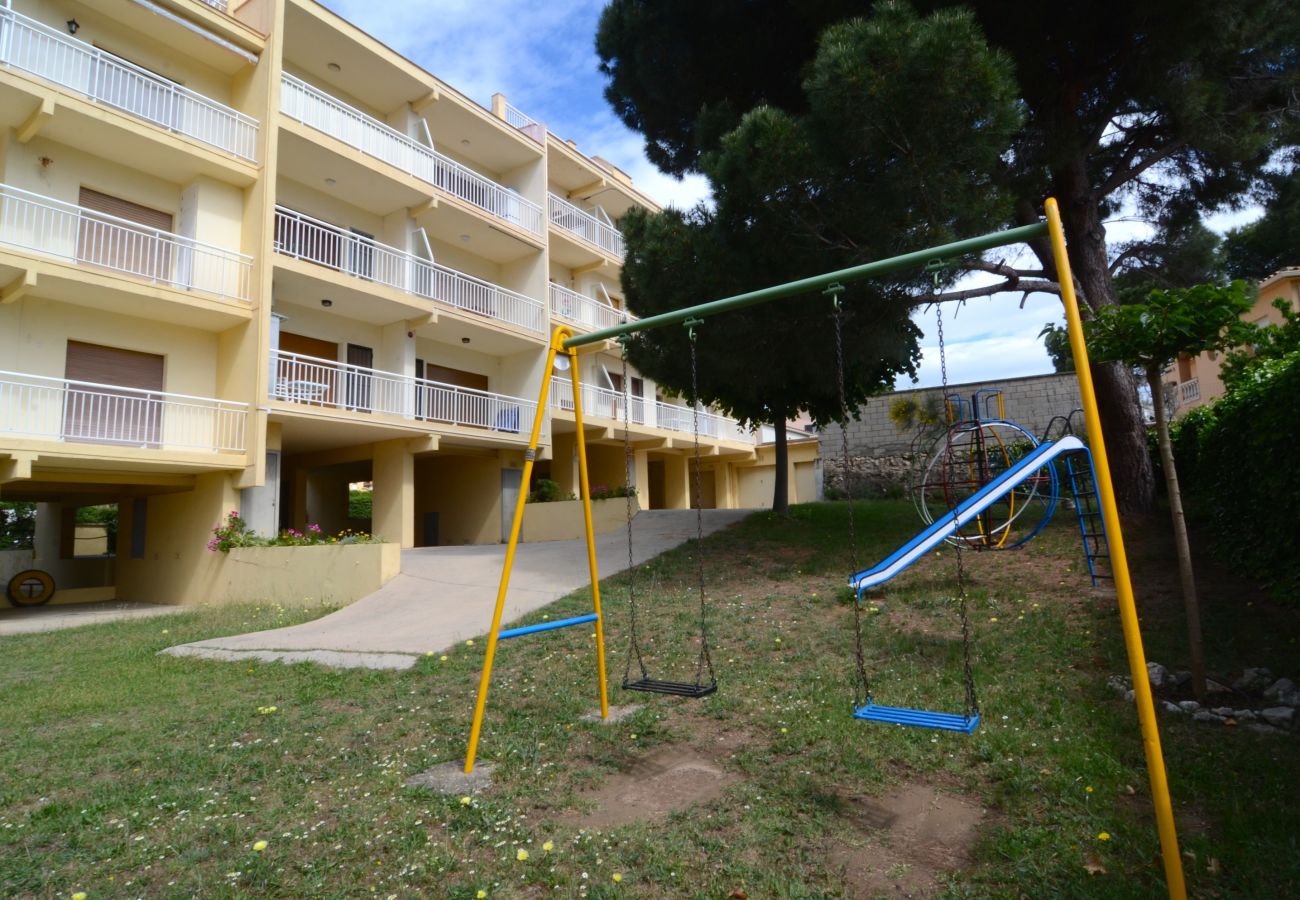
xmin=280 ymin=74 xmax=542 ymax=235
xmin=0 ymin=184 xmax=252 ymax=300
xmin=548 ymin=193 xmax=625 ymax=259
xmin=0 ymin=8 xmax=258 ymax=161
xmin=197 ymin=0 xmax=229 ymax=11
xmin=0 ymin=369 xmax=246 ymax=452
xmin=549 ymin=283 xmax=632 ymax=332
xmin=273 ymin=207 xmax=543 ymax=331
xmin=550 ymin=376 xmax=646 ymax=424
xmin=1179 ymin=378 xmax=1200 ymax=405
xmin=654 ymin=401 xmax=746 ymax=441
xmin=270 ymin=350 xmax=536 ymax=435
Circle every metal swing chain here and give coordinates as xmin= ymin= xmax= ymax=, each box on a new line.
xmin=619 ymin=337 xmax=648 ymax=685
xmin=935 ymin=289 xmax=980 ymax=719
xmin=685 ymin=319 xmax=716 ymax=687
xmin=829 ymin=284 xmax=870 ymax=709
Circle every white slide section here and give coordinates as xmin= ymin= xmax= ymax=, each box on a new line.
xmin=849 ymin=435 xmax=1084 ymax=593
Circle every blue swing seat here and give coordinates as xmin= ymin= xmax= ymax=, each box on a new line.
xmin=853 ymin=702 xmax=980 ymax=733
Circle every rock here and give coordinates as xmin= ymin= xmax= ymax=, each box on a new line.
xmin=1246 ymin=723 xmax=1281 ymax=735
xmin=1178 ymin=700 xmax=1201 ymax=713
xmin=1171 ymin=670 xmax=1192 ymax=688
xmin=1162 ymin=701 xmax=1184 ymax=714
xmin=1206 ymin=678 xmax=1232 ymax=694
xmin=1211 ymin=707 xmax=1235 ymax=717
xmin=1147 ymin=662 xmax=1169 ymax=689
xmin=1107 ymin=675 xmax=1131 ymax=695
xmin=1263 ymin=678 xmax=1296 ymax=699
xmin=1193 ymin=711 xmax=1224 ymax=724
xmin=1125 ymin=690 xmax=1136 ymax=703
xmin=1233 ymin=709 xmax=1258 ymax=722
xmin=1282 ymin=691 xmax=1300 ymax=709
xmin=1260 ymin=707 xmax=1295 ymax=728
xmin=1233 ymin=668 xmax=1272 ymax=692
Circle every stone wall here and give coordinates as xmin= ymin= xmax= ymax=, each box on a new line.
xmin=821 ymin=373 xmax=1084 ymax=495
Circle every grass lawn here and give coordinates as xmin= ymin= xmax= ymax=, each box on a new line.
xmin=1 ymin=501 xmax=1296 ymax=898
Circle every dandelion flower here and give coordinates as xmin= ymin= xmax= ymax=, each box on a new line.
xmin=612 ymin=873 xmax=623 ymax=883
xmin=1097 ymin=832 xmax=1111 ymax=841
xmin=465 ymin=640 xmax=475 ymax=647
xmin=72 ymin=893 xmax=87 ymax=900
xmin=1085 ymin=786 xmax=1094 ymax=793
xmin=253 ymin=840 xmax=268 ymax=852
xmin=516 ymin=849 xmax=529 ymax=862
xmin=477 ymin=892 xmax=487 ymax=899
xmin=542 ymin=841 xmax=554 ymax=852
xmin=459 ymin=796 xmax=472 ymax=806
xmin=774 ymin=637 xmax=782 ymax=643
xmin=425 ymin=651 xmax=434 ymax=657
xmin=780 ymin=727 xmax=788 ymax=734
xmin=440 ymin=655 xmax=449 ymax=662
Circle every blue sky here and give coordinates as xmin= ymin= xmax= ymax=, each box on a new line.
xmin=319 ymin=0 xmax=1260 ymax=391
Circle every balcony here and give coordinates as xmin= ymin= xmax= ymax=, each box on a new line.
xmin=279 ymin=74 xmax=542 ymax=235
xmin=1178 ymin=378 xmax=1200 ymax=405
xmin=0 ymin=7 xmax=258 ymax=162
xmin=549 ymin=283 xmax=632 ymax=332
xmin=0 ymin=370 xmax=247 ymax=454
xmin=271 ymin=350 xmax=536 ymax=436
xmin=548 ymin=193 xmax=624 ymax=260
xmin=0 ymin=184 xmax=252 ymax=301
xmin=549 ymin=377 xmax=750 ymax=442
xmin=273 ymin=207 xmax=544 ymax=332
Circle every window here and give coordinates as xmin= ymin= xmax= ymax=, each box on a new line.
xmin=63 ymin=341 xmax=165 ymax=447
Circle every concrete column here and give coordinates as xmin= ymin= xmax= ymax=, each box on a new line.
xmin=373 ymin=439 xmax=414 ymax=547
xmin=662 ymin=453 xmax=690 ymax=510
xmin=33 ymin=501 xmax=61 ymax=564
xmin=632 ymin=448 xmax=650 ymax=508
xmin=551 ymin=432 xmax=578 ymax=497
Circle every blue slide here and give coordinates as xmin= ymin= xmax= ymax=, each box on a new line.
xmin=848 ymin=435 xmax=1084 ymax=595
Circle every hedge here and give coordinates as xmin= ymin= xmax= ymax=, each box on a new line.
xmin=1172 ymin=350 xmax=1300 ymax=602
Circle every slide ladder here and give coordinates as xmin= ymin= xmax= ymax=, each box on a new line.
xmin=849 ymin=436 xmax=1085 ymax=594
xmin=1064 ymin=450 xmax=1112 ymax=585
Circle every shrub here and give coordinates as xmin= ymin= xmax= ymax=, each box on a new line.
xmin=1171 ymin=350 xmax=1300 ymax=602
xmin=207 ymin=511 xmax=262 ymax=552
xmin=207 ymin=513 xmax=382 ymax=552
xmin=526 ymin=479 xmax=576 ymax=503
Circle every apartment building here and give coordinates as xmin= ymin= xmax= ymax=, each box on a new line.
xmin=0 ymin=0 xmax=814 ymax=605
xmin=1164 ymin=268 xmax=1300 ymax=418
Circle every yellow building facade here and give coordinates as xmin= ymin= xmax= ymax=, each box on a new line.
xmin=1164 ymin=268 xmax=1300 ymax=418
xmin=0 ymin=0 xmax=816 ymax=605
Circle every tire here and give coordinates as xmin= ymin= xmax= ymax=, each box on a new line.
xmin=7 ymin=569 xmax=55 ymax=607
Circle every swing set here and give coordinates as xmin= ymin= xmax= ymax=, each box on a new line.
xmin=459 ymin=198 xmax=1187 ymax=899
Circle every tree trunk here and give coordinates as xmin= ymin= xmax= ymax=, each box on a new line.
xmin=1146 ymin=366 xmax=1208 ymax=703
xmin=772 ymin=416 xmax=789 ymax=516
xmin=1049 ymin=173 xmax=1156 ymax=515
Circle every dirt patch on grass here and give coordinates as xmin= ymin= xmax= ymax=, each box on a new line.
xmin=830 ymin=783 xmax=987 ymax=898
xmin=560 ymin=744 xmax=740 ymax=829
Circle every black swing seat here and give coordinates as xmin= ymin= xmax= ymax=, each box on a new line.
xmin=622 ymin=677 xmax=717 ymax=698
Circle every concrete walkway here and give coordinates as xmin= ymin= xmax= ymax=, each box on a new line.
xmin=0 ymin=601 xmax=183 ymax=636
xmin=164 ymin=509 xmax=752 ymax=670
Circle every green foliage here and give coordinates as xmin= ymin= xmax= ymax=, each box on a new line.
xmin=888 ymin=395 xmax=944 ymax=432
xmin=347 ymin=488 xmax=373 ymax=520
xmin=1086 ymin=281 xmax=1258 ymax=374
xmin=1220 ymin=297 xmax=1300 ymax=390
xmin=1172 ymin=352 xmax=1300 ymax=601
xmin=1222 ymin=168 xmax=1300 ymax=280
xmin=525 ymin=479 xmax=576 ymax=504
xmin=1037 ymin=323 xmax=1075 ymax=373
xmin=206 ymin=512 xmax=380 ymax=552
xmin=588 ymin=484 xmax=635 ymax=502
xmin=0 ymin=501 xmax=35 ymax=550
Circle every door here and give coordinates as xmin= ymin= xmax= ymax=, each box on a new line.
xmin=63 ymin=341 xmax=165 ymax=446
xmin=276 ymin=332 xmax=339 ymax=404
xmin=345 ymin=344 xmax=374 ymax=411
xmin=77 ymin=188 xmax=174 ymax=283
xmin=418 ymin=362 xmax=489 ymax=426
xmin=501 ymin=468 xmax=523 ymax=542
xmin=346 ymin=228 xmax=375 ymax=280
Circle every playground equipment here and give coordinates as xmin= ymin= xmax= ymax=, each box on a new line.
xmin=458 ymin=198 xmax=1185 ymax=899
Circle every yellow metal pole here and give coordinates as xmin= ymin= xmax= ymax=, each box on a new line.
xmin=463 ymin=327 xmax=569 ymax=773
xmin=1044 ymin=198 xmax=1187 ymax=900
xmin=568 ymin=350 xmax=611 ymax=719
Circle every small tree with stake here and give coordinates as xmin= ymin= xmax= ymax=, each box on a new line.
xmin=1086 ymin=281 xmax=1256 ymax=702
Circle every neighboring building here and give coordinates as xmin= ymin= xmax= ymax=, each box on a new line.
xmin=0 ymin=0 xmax=813 ymax=604
xmin=1165 ymin=268 xmax=1300 ymax=418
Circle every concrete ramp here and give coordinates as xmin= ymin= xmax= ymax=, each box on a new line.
xmin=165 ymin=509 xmax=752 ymax=670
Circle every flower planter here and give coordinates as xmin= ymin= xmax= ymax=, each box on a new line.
xmin=520 ymin=496 xmax=640 ymax=543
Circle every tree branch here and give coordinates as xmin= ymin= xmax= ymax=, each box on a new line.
xmin=926 ymin=278 xmax=1060 ymax=305
xmin=1095 ymin=139 xmax=1186 ymax=199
